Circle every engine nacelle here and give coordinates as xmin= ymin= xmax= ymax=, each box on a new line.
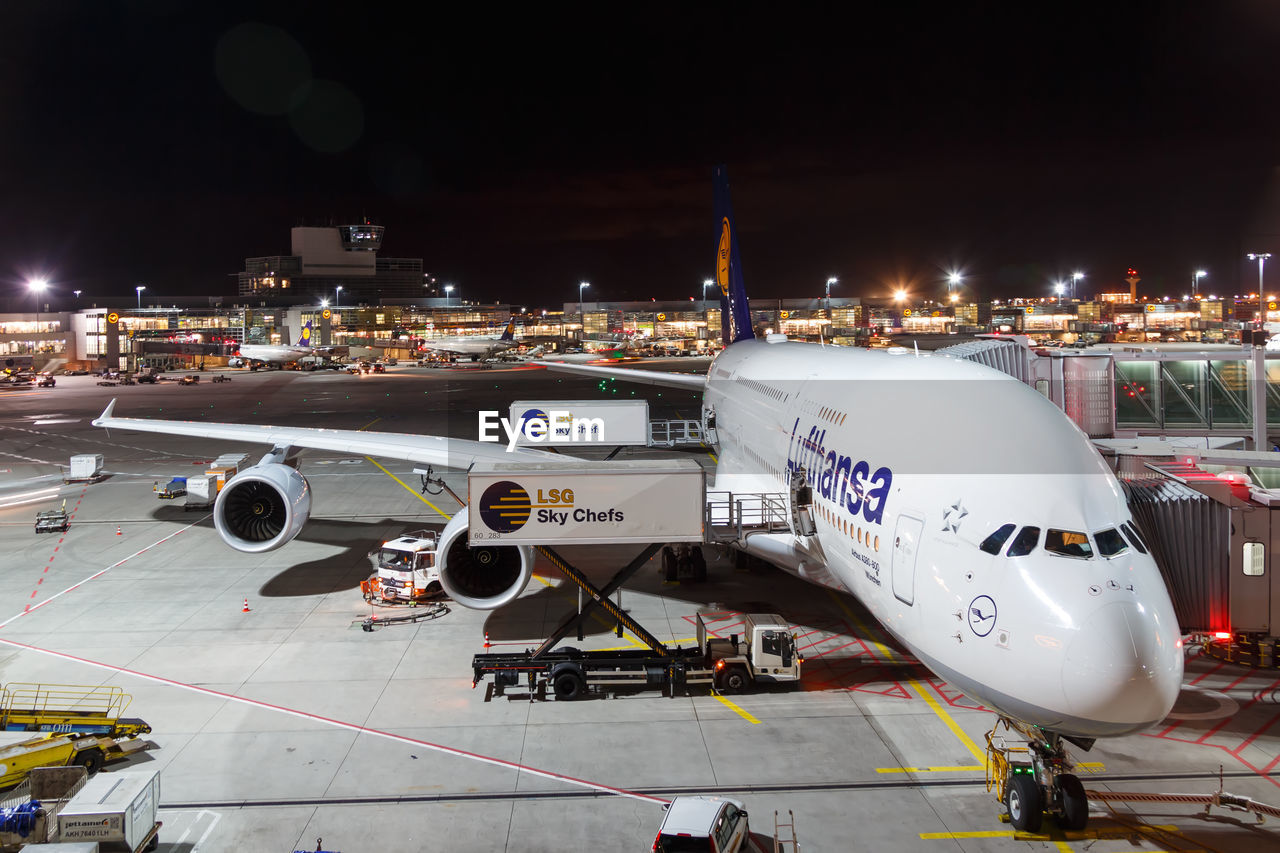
xmin=436 ymin=508 xmax=534 ymax=609
xmin=213 ymin=463 xmax=311 ymax=553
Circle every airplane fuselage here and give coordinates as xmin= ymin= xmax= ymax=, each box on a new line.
xmin=422 ymin=338 xmax=518 ymax=358
xmin=706 ymin=338 xmax=1184 ymax=738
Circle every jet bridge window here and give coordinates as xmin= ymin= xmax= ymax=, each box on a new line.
xmin=979 ymin=523 xmax=1016 ymax=555
xmin=1006 ymin=526 xmax=1041 ymax=557
xmin=1094 ymin=528 xmax=1127 ymax=557
xmin=1045 ymin=529 xmax=1093 ymax=559
xmin=1120 ymin=521 xmax=1149 ymax=555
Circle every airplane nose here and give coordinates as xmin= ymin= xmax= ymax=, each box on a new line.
xmin=1061 ymin=601 xmax=1183 ymax=735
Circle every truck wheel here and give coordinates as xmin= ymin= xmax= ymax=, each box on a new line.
xmin=721 ymin=667 xmax=748 ymax=694
xmin=1005 ymin=773 xmax=1043 ymax=833
xmin=75 ymin=749 xmax=105 ymax=775
xmin=552 ymin=669 xmax=586 ymax=701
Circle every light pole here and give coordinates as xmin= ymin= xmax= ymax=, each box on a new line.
xmin=1247 ymin=253 xmax=1271 ymax=297
xmin=947 ymin=272 xmax=962 ymax=299
xmin=135 ymin=285 xmax=146 ymax=310
xmin=1071 ymin=271 xmax=1084 ymax=301
xmin=73 ymin=289 xmax=82 ymax=301
xmin=702 ymin=278 xmax=713 ymax=305
xmin=444 ymin=284 xmax=454 ymax=307
xmin=335 ymin=285 xmax=343 ymax=306
xmin=1054 ymin=282 xmax=1065 ymax=304
xmin=825 ymin=276 xmax=838 ymax=316
xmin=28 ymin=279 xmax=47 ymax=354
xmin=1193 ymin=270 xmax=1207 ymax=297
xmin=579 ymin=281 xmax=590 ymax=320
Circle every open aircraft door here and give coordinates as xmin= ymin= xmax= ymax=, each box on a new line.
xmin=892 ymin=513 xmax=924 ymax=606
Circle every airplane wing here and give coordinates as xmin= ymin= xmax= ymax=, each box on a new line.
xmin=91 ymin=400 xmax=581 ymax=469
xmin=538 ymin=361 xmax=707 ymax=390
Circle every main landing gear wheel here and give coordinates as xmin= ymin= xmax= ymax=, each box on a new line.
xmin=1056 ymin=773 xmax=1089 ymax=830
xmin=1005 ymin=773 xmax=1043 ymax=833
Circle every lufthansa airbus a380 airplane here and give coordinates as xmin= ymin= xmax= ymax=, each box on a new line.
xmin=93 ymin=167 xmax=1184 ymax=830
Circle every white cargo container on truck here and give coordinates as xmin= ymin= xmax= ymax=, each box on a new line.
xmin=57 ymin=769 xmax=159 ymax=851
xmin=467 ymin=459 xmax=705 ymax=545
xmin=506 ymin=399 xmax=650 ymax=447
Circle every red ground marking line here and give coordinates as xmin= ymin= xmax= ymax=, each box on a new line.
xmin=0 ymin=638 xmax=664 ymax=805
xmin=1220 ymin=671 xmax=1259 ymax=694
xmin=1197 ymin=676 xmax=1280 ymax=744
xmin=800 ymin=639 xmax=863 ymax=661
xmin=1189 ymin=660 xmax=1226 ymax=687
xmin=1236 ymin=709 xmax=1280 ymax=757
xmin=1142 ymin=730 xmax=1280 ymax=790
xmin=1 ymin=519 xmax=204 ymax=630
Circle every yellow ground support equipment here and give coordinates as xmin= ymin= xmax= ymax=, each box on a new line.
xmin=0 ymin=732 xmax=149 ymax=789
xmin=0 ymin=683 xmax=151 ymax=740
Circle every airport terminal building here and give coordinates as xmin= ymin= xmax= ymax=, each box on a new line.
xmin=237 ymin=223 xmax=430 ymax=304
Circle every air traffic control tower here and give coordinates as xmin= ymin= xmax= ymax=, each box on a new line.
xmin=237 ymin=223 xmax=430 ymax=305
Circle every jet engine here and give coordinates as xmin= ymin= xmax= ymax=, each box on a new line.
xmin=213 ymin=463 xmax=312 ymax=553
xmin=436 ymin=509 xmax=534 ymax=609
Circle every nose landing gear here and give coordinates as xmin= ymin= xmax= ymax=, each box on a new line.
xmin=986 ymin=717 xmax=1090 ymax=832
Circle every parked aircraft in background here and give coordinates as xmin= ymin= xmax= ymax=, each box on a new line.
xmin=419 ymin=317 xmax=519 ymax=361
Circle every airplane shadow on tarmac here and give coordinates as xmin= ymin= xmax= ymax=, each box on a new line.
xmin=146 ymin=506 xmax=403 ymax=597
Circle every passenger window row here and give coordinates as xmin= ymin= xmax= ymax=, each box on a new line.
xmin=978 ymin=520 xmax=1149 ymax=560
xmin=815 ymin=502 xmax=879 ymax=552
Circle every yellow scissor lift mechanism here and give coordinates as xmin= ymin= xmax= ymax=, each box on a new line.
xmin=985 ymin=716 xmax=1090 ymax=833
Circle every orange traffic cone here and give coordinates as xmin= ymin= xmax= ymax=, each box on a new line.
xmin=483 ymin=631 xmax=491 ymax=649
xmin=242 ymin=598 xmax=251 ymax=613
xmin=115 ymin=526 xmax=122 ymax=536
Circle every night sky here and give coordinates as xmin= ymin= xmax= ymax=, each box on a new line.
xmin=6 ymin=2 xmax=1280 ymax=307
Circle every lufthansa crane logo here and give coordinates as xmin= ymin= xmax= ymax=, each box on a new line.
xmin=968 ymin=595 xmax=997 ymax=637
xmin=716 ymin=217 xmax=731 ymax=296
xmin=479 ymin=480 xmax=532 ymax=532
xmin=322 ymin=308 xmax=332 ymax=319
xmin=300 ymin=326 xmax=311 ymax=342
xmin=106 ymin=312 xmax=120 ymax=325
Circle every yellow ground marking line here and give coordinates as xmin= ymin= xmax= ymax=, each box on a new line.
xmin=824 ymin=589 xmax=986 ymax=765
xmin=879 ymin=761 xmax=1104 ymax=774
xmin=923 ymin=825 xmax=1178 ymax=845
xmin=712 ymin=693 xmax=760 ymax=724
xmin=364 ymin=456 xmax=453 ymax=519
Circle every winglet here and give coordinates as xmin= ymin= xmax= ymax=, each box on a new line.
xmin=92 ymin=398 xmax=117 ymax=427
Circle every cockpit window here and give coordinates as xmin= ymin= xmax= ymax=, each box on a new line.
xmin=1094 ymin=528 xmax=1127 ymax=557
xmin=980 ymin=523 xmax=1016 ymax=555
xmin=1120 ymin=521 xmax=1149 ymax=555
xmin=1045 ymin=529 xmax=1093 ymax=559
xmin=1006 ymin=526 xmax=1041 ymax=557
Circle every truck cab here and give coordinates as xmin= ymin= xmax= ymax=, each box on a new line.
xmin=368 ymin=532 xmax=441 ymax=602
xmin=699 ymin=612 xmax=801 ymax=691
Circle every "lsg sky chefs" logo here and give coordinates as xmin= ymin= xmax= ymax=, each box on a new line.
xmin=476 ymin=481 xmax=623 ymax=535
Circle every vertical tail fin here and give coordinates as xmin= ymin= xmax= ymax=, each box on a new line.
xmin=297 ymin=322 xmax=313 ymax=347
xmin=713 ymin=165 xmax=754 ymax=345
xmin=499 ymin=316 xmax=516 ymax=342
